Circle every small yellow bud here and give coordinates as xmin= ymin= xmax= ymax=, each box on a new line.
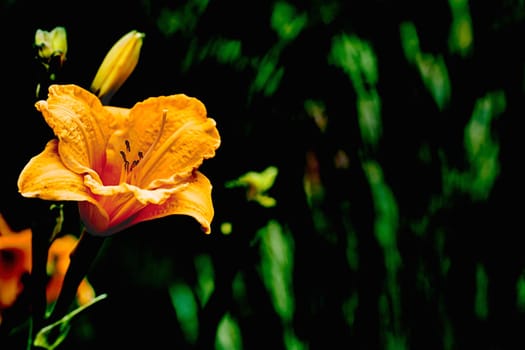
xmin=91 ymin=30 xmax=145 ymax=103
xmin=34 ymin=26 xmax=68 ymax=70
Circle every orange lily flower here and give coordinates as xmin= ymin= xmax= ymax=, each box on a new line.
xmin=0 ymin=214 xmax=31 ymax=317
xmin=18 ymin=84 xmax=221 ymax=236
xmin=0 ymin=213 xmax=94 ymax=324
xmin=45 ymin=234 xmax=95 ymax=306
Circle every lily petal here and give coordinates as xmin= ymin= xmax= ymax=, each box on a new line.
xmin=123 ymin=94 xmax=220 ymax=187
xmin=130 ymin=171 xmax=215 ymax=234
xmin=78 ymin=171 xmax=213 ymax=235
xmin=18 ymin=140 xmax=99 ymax=204
xmin=35 ymin=85 xmax=117 ymax=177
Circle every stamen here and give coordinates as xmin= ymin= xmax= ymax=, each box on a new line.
xmin=120 ymin=151 xmax=129 ymax=173
xmin=125 ymin=140 xmax=131 ymax=152
xmin=129 ymin=159 xmax=140 ymax=172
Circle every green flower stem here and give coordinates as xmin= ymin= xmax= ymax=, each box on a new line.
xmin=47 ymin=229 xmax=105 ymax=324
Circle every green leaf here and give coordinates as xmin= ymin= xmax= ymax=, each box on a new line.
xmin=271 ymin=1 xmax=308 ymax=41
xmin=33 ymin=294 xmax=107 ymax=349
xmin=258 ymin=220 xmax=295 ymax=322
xmin=169 ymin=283 xmax=199 ymax=344
xmin=215 ymin=313 xmax=242 ymax=350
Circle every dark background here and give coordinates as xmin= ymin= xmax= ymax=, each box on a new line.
xmin=1 ymin=0 xmax=524 ymax=349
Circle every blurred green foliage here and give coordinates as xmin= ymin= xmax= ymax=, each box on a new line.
xmin=215 ymin=312 xmax=242 ymax=350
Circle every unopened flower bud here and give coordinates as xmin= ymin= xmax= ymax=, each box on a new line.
xmin=34 ymin=26 xmax=68 ymax=70
xmin=91 ymin=30 xmax=145 ymax=103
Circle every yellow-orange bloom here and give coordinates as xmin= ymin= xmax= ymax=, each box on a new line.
xmin=0 ymin=214 xmax=94 ymax=324
xmin=91 ymin=30 xmax=145 ymax=103
xmin=45 ymin=234 xmax=95 ymax=306
xmin=18 ymin=84 xmax=221 ymax=236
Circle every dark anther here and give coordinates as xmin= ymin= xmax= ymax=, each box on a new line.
xmin=130 ymin=159 xmax=140 ymax=172
xmin=120 ymin=151 xmax=130 ymax=172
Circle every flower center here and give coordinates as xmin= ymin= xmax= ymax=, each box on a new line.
xmin=118 ymin=109 xmax=167 ymax=185
xmin=119 ymin=142 xmax=144 ymax=174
